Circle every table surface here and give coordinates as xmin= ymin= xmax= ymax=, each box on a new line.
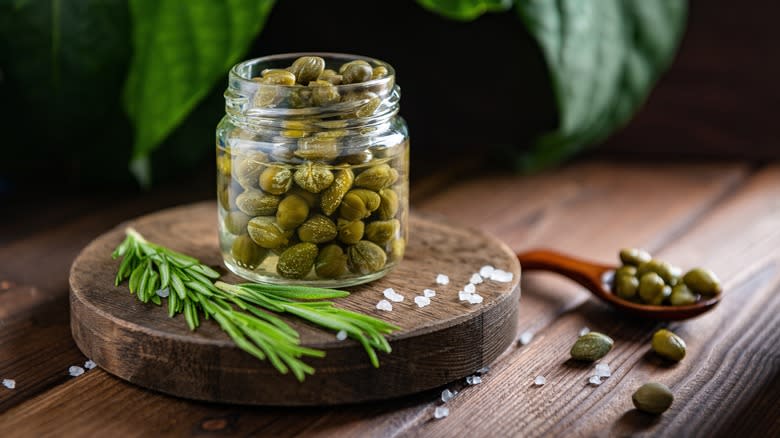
xmin=1 ymin=159 xmax=779 ymax=437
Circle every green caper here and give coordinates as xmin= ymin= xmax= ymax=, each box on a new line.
xmin=570 ymin=332 xmax=613 ymax=361
xmin=669 ymin=283 xmax=697 ymax=306
xmin=218 ymin=183 xmax=241 ymax=211
xmin=309 ymin=80 xmax=341 ymax=106
xmin=247 ymin=216 xmax=292 ymax=249
xmin=217 ymin=153 xmax=231 ymax=178
xmin=389 ymin=238 xmax=405 ymax=261
xmin=253 ymin=81 xmax=282 ymax=107
xmin=632 ymin=382 xmax=673 ymax=414
xmin=614 ymin=274 xmax=639 ymax=300
xmin=276 ymin=194 xmax=310 ymax=230
xmin=261 ymin=69 xmax=296 ymax=85
xmin=638 ymin=272 xmax=671 ymax=305
xmin=235 ymin=190 xmax=280 ymax=216
xmin=289 ymin=56 xmax=325 ymax=84
xmin=294 ymin=161 xmax=334 ymax=193
xmin=377 ymin=188 xmax=399 ymax=220
xmin=682 ymin=268 xmax=722 ymax=296
xmin=317 ymin=69 xmax=343 ymax=85
xmin=365 ymin=219 xmax=399 ymax=246
xmin=231 ymin=234 xmax=268 ymax=269
xmin=354 ymin=164 xmax=398 ymax=191
xmin=347 ymin=240 xmax=387 ymax=274
xmin=637 ymin=259 xmax=681 ymax=286
xmin=287 ymin=85 xmax=312 ymax=108
xmin=340 ymin=149 xmax=373 ymax=165
xmin=297 ymin=214 xmax=337 ymax=243
xmin=288 ymin=185 xmax=318 ymax=208
xmin=337 ymin=218 xmax=365 ymax=245
xmin=223 ymin=210 xmax=251 ymax=235
xmin=259 ymin=166 xmax=293 ymax=195
xmin=342 ymin=91 xmax=381 ymax=117
xmin=651 ymin=329 xmax=686 ymax=362
xmin=321 ymin=168 xmax=354 ymax=215
xmin=371 ymin=65 xmax=388 ymax=80
xmin=233 ymin=151 xmax=267 ymax=189
xmin=619 ymin=248 xmax=652 ymax=266
xmin=341 ymin=61 xmax=373 ymax=84
xmin=615 ymin=265 xmax=637 ymax=278
xmin=339 ymin=189 xmax=381 ymax=220
xmin=295 ymin=137 xmax=339 ymax=161
xmin=315 ymin=244 xmax=348 ymax=279
xmin=276 ymin=242 xmax=318 ymax=279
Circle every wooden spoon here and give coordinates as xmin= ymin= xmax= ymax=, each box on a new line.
xmin=516 ymin=249 xmax=721 ymax=320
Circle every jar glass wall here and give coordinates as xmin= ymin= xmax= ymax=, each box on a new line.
xmin=216 ymin=53 xmax=409 ymax=287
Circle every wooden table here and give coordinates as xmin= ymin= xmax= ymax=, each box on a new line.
xmin=1 ymin=159 xmax=778 ymax=437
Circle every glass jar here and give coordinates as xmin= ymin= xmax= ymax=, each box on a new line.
xmin=216 ymin=53 xmax=409 ymax=287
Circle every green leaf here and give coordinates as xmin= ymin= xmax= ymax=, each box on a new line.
xmin=123 ymin=0 xmax=276 ymax=186
xmin=515 ymin=0 xmax=687 ymax=171
xmin=416 ymin=0 xmax=513 ymax=21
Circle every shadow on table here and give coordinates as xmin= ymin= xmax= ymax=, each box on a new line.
xmin=612 ymin=409 xmax=662 ymax=435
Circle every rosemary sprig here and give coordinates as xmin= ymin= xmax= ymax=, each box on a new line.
xmin=111 ymin=227 xmax=399 ymax=380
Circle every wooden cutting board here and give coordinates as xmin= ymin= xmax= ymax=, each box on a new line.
xmin=69 ymin=202 xmax=521 ymax=405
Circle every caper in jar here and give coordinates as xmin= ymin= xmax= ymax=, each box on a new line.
xmin=315 ymin=244 xmax=348 ymax=278
xmin=288 ymin=185 xmax=318 ymax=208
xmin=295 ymin=137 xmax=339 ymax=161
xmin=231 ymin=234 xmax=268 ymax=269
xmin=289 ymin=56 xmax=325 ymax=84
xmin=223 ymin=210 xmax=251 ymax=235
xmin=638 ymin=272 xmax=671 ymax=305
xmin=235 ymin=190 xmax=280 ymax=216
xmin=340 ymin=60 xmax=373 ymax=84
xmin=337 ymin=218 xmax=365 ymax=245
xmin=259 ymin=166 xmax=293 ymax=195
xmin=389 ymin=238 xmax=406 ymax=261
xmin=317 ymin=69 xmax=343 ymax=85
xmin=287 ymin=85 xmax=312 ymax=108
xmin=632 ymin=382 xmax=673 ymax=415
xmin=651 ymin=329 xmax=686 ymax=362
xmin=339 ymin=189 xmax=381 ymax=220
xmin=276 ymin=194 xmax=310 ymax=230
xmin=217 ymin=153 xmax=231 ymax=178
xmin=277 ymin=242 xmax=318 ymax=279
xmin=372 ymin=65 xmax=388 ymax=80
xmin=247 ymin=216 xmax=292 ymax=249
xmin=343 ymin=91 xmax=381 ymax=117
xmin=294 ymin=161 xmax=334 ymax=193
xmin=260 ymin=69 xmax=296 ymax=85
xmin=233 ymin=151 xmax=267 ymax=189
xmin=570 ymin=332 xmax=614 ymax=361
xmin=309 ymin=80 xmax=341 ymax=106
xmin=347 ymin=240 xmax=387 ymax=274
xmin=669 ymin=283 xmax=697 ymax=306
xmin=320 ymin=168 xmax=354 ymax=216
xmin=637 ymin=259 xmax=681 ymax=286
xmin=365 ymin=219 xmax=399 ymax=245
xmin=354 ymin=163 xmax=398 ymax=190
xmin=377 ymin=188 xmax=399 ymax=220
xmin=297 ymin=214 xmax=337 ymax=243
xmin=682 ymin=268 xmax=722 ymax=296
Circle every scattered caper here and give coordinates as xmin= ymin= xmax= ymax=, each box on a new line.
xmin=259 ymin=166 xmax=293 ymax=195
xmin=321 ymin=168 xmax=354 ymax=215
xmin=294 ymin=161 xmax=335 ymax=193
xmin=337 ymin=218 xmax=365 ymax=245
xmin=651 ymin=329 xmax=686 ymax=362
xmin=223 ymin=210 xmax=251 ymax=235
xmin=231 ymin=234 xmax=268 ymax=269
xmin=347 ymin=240 xmax=387 ymax=274
xmin=683 ymin=268 xmax=722 ymax=296
xmin=247 ymin=216 xmax=292 ymax=249
xmin=277 ymin=242 xmax=318 ymax=279
xmin=235 ymin=190 xmax=280 ymax=216
xmin=365 ymin=219 xmax=399 ymax=245
xmin=288 ymin=56 xmax=325 ymax=84
xmin=276 ymin=194 xmax=310 ymax=230
xmin=354 ymin=163 xmax=398 ymax=190
xmin=297 ymin=214 xmax=337 ymax=243
xmin=632 ymin=382 xmax=673 ymax=414
xmin=570 ymin=332 xmax=613 ymax=361
xmin=315 ymin=244 xmax=348 ymax=278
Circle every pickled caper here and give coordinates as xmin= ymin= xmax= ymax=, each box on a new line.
xmin=295 ymin=137 xmax=339 ymax=161
xmin=638 ymin=272 xmax=671 ymax=305
xmin=637 ymin=259 xmax=681 ymax=286
xmin=614 ymin=274 xmax=639 ymax=300
xmin=233 ymin=151 xmax=267 ymax=189
xmin=309 ymin=80 xmax=340 ymax=106
xmin=570 ymin=332 xmax=614 ymax=361
xmin=294 ymin=161 xmax=334 ymax=193
xmin=223 ymin=210 xmax=251 ymax=235
xmin=341 ymin=61 xmax=373 ymax=84
xmin=315 ymin=244 xmax=348 ymax=278
xmin=669 ymin=283 xmax=697 ymax=306
xmin=289 ymin=56 xmax=325 ymax=84
xmin=371 ymin=65 xmax=388 ymax=80
xmin=235 ymin=190 xmax=280 ymax=216
xmin=632 ymin=383 xmax=673 ymax=414
xmin=377 ymin=188 xmax=399 ymax=220
xmin=317 ymin=69 xmax=343 ymax=85
xmin=218 ymin=182 xmax=241 ymax=211
xmin=365 ymin=219 xmax=399 ymax=246
xmin=339 ymin=59 xmax=370 ymax=74
xmin=342 ymin=91 xmax=381 ymax=117
xmin=277 ymin=242 xmax=318 ymax=279
xmin=297 ymin=214 xmax=337 ymax=243
xmin=261 ymin=69 xmax=296 ymax=85
xmin=682 ymin=268 xmax=722 ymax=296
xmin=247 ymin=216 xmax=292 ymax=249
xmin=287 ymin=85 xmax=312 ymax=108
xmin=321 ymin=168 xmax=354 ymax=215
xmin=259 ymin=166 xmax=293 ymax=195
xmin=253 ymin=81 xmax=282 ymax=107
xmin=231 ymin=234 xmax=268 ymax=269
xmin=615 ymin=265 xmax=637 ymax=278
xmin=288 ymin=185 xmax=318 ymax=208
xmin=354 ymin=163 xmax=398 ymax=191
xmin=619 ymin=248 xmax=652 ymax=266
xmin=651 ymin=329 xmax=686 ymax=362
xmin=347 ymin=240 xmax=387 ymax=274
xmin=337 ymin=218 xmax=365 ymax=245
xmin=217 ymin=153 xmax=231 ymax=177
xmin=276 ymin=194 xmax=310 ymax=230
xmin=389 ymin=238 xmax=405 ymax=261
xmin=339 ymin=189 xmax=381 ymax=220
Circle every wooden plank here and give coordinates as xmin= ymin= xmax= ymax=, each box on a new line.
xmin=0 ymin=161 xmax=748 ymax=436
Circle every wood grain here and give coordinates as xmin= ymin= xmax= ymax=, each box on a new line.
xmin=69 ymin=205 xmax=520 ymax=405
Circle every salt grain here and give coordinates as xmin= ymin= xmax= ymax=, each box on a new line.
xmin=579 ymin=327 xmax=591 ymax=337
xmin=467 ymin=294 xmax=484 ymax=304
xmin=466 ymin=375 xmax=482 ymax=385
xmin=383 ymin=288 xmax=404 ymax=302
xmin=479 ymin=265 xmax=495 ymax=277
xmin=336 ymin=330 xmax=348 ymax=341
xmin=469 ymin=273 xmax=484 ymax=285
xmin=69 ymin=366 xmax=85 ymax=377
xmin=588 ymin=375 xmax=602 ymax=386
xmin=2 ymin=379 xmax=15 ymax=389
xmin=433 ymin=406 xmax=450 ymax=419
xmin=441 ymin=388 xmax=457 ymax=403
xmin=533 ymin=376 xmax=546 ymax=386
xmin=376 ymin=300 xmax=393 ymax=311
xmin=464 ymin=283 xmax=476 ymax=294
xmin=476 ymin=366 xmax=490 ymax=375
xmin=595 ymin=363 xmax=611 ymax=378
xmin=518 ymin=331 xmax=534 ymax=345
xmin=155 ymin=287 xmax=170 ymax=298
xmin=458 ymin=291 xmax=471 ymax=301
xmin=490 ymin=269 xmax=514 ymax=283
xmin=414 ymin=296 xmax=431 ymax=307
xmin=435 ymin=274 xmax=450 ymax=285
xmin=423 ymin=289 xmax=436 ymax=298
xmin=84 ymin=360 xmax=97 ymax=370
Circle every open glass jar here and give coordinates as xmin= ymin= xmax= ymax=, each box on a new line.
xmin=216 ymin=53 xmax=409 ymax=287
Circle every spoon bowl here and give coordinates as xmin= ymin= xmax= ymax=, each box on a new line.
xmin=517 ymin=249 xmax=721 ymax=320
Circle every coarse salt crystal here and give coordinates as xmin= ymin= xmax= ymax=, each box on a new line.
xmin=423 ymin=289 xmax=436 ymax=298
xmin=479 ymin=265 xmax=495 ymax=277
xmin=435 ymin=274 xmax=450 ymax=285
xmin=69 ymin=366 xmax=85 ymax=377
xmin=518 ymin=331 xmax=534 ymax=345
xmin=383 ymin=288 xmax=404 ymax=302
xmin=464 ymin=283 xmax=476 ymax=294
xmin=467 ymin=294 xmax=483 ymax=304
xmin=579 ymin=327 xmax=591 ymax=337
xmin=84 ymin=360 xmax=97 ymax=370
xmin=376 ymin=300 xmax=393 ymax=311
xmin=156 ymin=287 xmax=170 ymax=298
xmin=441 ymin=388 xmax=457 ymax=403
xmin=466 ymin=375 xmax=482 ymax=385
xmin=414 ymin=296 xmax=431 ymax=307
xmin=476 ymin=366 xmax=490 ymax=375
xmin=2 ymin=379 xmax=15 ymax=389
xmin=458 ymin=291 xmax=471 ymax=301
xmin=336 ymin=330 xmax=348 ymax=341
xmin=433 ymin=406 xmax=449 ymax=419
xmin=490 ymin=269 xmax=514 ymax=283
xmin=595 ymin=363 xmax=611 ymax=378
xmin=588 ymin=375 xmax=602 ymax=386
xmin=533 ymin=376 xmax=546 ymax=386
xmin=469 ymin=273 xmax=483 ymax=285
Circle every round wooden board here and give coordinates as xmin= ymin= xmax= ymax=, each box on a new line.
xmin=70 ymin=202 xmax=521 ymax=405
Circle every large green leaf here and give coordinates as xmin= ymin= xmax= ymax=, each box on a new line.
xmin=416 ymin=0 xmax=513 ymax=21
xmin=515 ymin=0 xmax=687 ymax=171
xmin=123 ymin=0 xmax=275 ymax=186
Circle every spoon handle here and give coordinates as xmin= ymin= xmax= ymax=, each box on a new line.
xmin=516 ymin=249 xmax=613 ymax=295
